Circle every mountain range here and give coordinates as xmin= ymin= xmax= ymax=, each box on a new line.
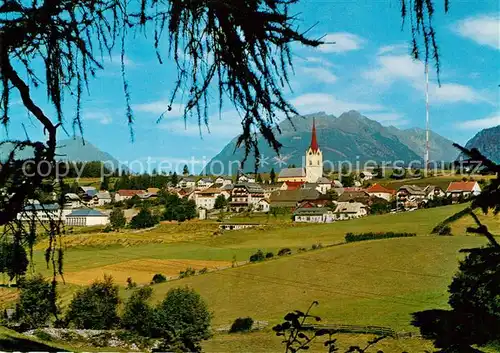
xmin=203 ymin=111 xmax=459 ymax=174
xmin=460 ymin=125 xmax=500 ymax=163
xmin=0 ymin=137 xmax=121 ymax=167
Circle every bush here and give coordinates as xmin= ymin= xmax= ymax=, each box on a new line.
xmin=130 ymin=207 xmax=159 ymax=229
xmin=151 ymin=273 xmax=167 ymax=284
xmin=66 ymin=275 xmax=120 ymax=329
xmin=126 ymin=277 xmax=137 ymax=289
xmin=345 ymin=232 xmax=416 ymax=243
xmin=229 ymin=317 xmax=254 ymax=333
xmin=249 ymin=250 xmax=265 ymax=262
xmin=0 ymin=241 xmax=29 ymax=281
xmin=153 ymin=287 xmax=212 ymax=352
xmin=109 ymin=208 xmax=126 ymax=229
xmin=277 ymin=248 xmax=292 ymax=256
xmin=33 ymin=329 xmax=53 ymax=342
xmin=121 ymin=286 xmax=155 ymax=337
xmin=198 ymin=267 xmax=208 ymax=275
xmin=437 ymin=225 xmax=452 ymax=236
xmin=265 ymin=252 xmax=274 ymax=259
xmin=311 ymin=243 xmax=323 ymax=250
xmin=298 ymin=247 xmax=307 ymax=253
xmin=16 ymin=275 xmax=57 ymax=329
xmin=179 ymin=267 xmax=196 ymax=279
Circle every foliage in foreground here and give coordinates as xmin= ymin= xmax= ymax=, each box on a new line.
xmin=16 ymin=275 xmax=58 ymax=330
xmin=0 ymin=241 xmax=28 ymax=281
xmin=273 ymin=302 xmax=389 ymax=353
xmin=65 ymin=276 xmax=120 ymax=330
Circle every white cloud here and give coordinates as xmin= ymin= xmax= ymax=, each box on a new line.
xmin=365 ymin=51 xmax=491 ymax=105
xmin=300 ymin=67 xmax=337 ymax=83
xmin=291 ymin=93 xmax=385 ymax=116
xmin=318 ymin=33 xmax=365 ymax=53
xmin=458 ymin=114 xmax=500 ymax=130
xmin=453 ymin=14 xmax=500 ymax=50
xmin=298 ymin=56 xmax=334 ymax=68
xmin=377 ymin=44 xmax=408 ymax=56
xmin=363 ymin=54 xmax=422 ymax=85
xmin=133 ymin=101 xmax=185 ymax=117
xmin=84 ymin=111 xmax=113 ymax=125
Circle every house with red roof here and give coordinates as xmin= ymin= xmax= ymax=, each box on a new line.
xmin=446 ymin=181 xmax=481 ymax=200
xmin=366 ymin=184 xmax=396 ymax=201
xmin=280 ymin=181 xmax=305 ymax=191
xmin=114 ymin=189 xmax=146 ymax=202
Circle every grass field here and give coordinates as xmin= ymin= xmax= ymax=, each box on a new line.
xmin=2 ymin=203 xmax=498 ymax=352
xmin=379 ymin=174 xmax=494 ymax=190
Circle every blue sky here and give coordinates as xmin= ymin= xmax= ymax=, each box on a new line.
xmin=2 ymin=0 xmax=499 ymax=173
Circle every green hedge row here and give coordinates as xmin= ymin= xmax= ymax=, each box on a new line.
xmin=345 ymin=232 xmax=416 ymax=243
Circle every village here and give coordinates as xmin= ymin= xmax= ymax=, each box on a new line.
xmin=16 ymin=121 xmax=483 ymax=227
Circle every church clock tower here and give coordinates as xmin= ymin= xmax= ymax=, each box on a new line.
xmin=305 ymin=118 xmax=323 ymax=183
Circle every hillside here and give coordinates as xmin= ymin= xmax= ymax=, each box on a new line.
xmin=459 ymin=125 xmax=500 ymax=163
xmin=203 ymin=111 xmax=457 ymax=174
xmin=0 ymin=137 xmax=120 ymax=167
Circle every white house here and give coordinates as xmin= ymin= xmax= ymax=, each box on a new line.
xmin=114 ymin=189 xmax=146 ymax=202
xmin=316 ymin=177 xmax=333 ymax=194
xmin=360 ymin=171 xmax=374 ymax=180
xmin=230 ymin=183 xmax=265 ymax=212
xmin=65 ymin=209 xmax=110 ymax=226
xmin=293 ymin=207 xmax=334 ymax=223
xmin=92 ymin=191 xmax=112 ymax=206
xmin=446 ymin=181 xmax=481 ymax=199
xmin=333 ymin=202 xmax=367 ymax=220
xmin=214 ymin=176 xmax=233 ymax=187
xmin=196 ymin=178 xmax=213 ymax=189
xmin=424 ymin=185 xmax=446 ymax=200
xmin=237 ymin=173 xmax=256 ymax=184
xmin=178 ymin=177 xmax=196 ymax=188
xmin=64 ymin=193 xmax=82 ymax=209
xmin=17 ymin=203 xmax=64 ymax=223
xmin=195 ymin=188 xmax=223 ymax=210
xmin=366 ymin=184 xmax=395 ymax=202
xmin=256 ymin=199 xmax=270 ymax=213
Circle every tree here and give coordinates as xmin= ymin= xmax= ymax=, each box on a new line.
xmin=121 ymin=286 xmax=155 ymax=337
xmin=66 ymin=276 xmax=120 ymax=329
xmin=130 ymin=207 xmax=159 ymax=229
xmin=412 ymin=146 xmax=500 ymax=350
xmin=171 ymin=172 xmax=179 ymax=187
xmin=256 ymin=173 xmax=263 ymax=183
xmin=109 ymin=208 xmax=126 ymax=230
xmin=270 ymin=168 xmax=277 ymax=184
xmin=341 ymin=173 xmax=355 ymax=187
xmin=100 ymin=176 xmax=110 ymax=191
xmin=162 ymin=193 xmax=197 ymax=222
xmin=183 ymin=165 xmax=190 ymax=176
xmin=153 ymin=287 xmax=212 ymax=352
xmin=0 ymin=241 xmax=29 ymax=282
xmin=16 ymin=275 xmax=58 ymax=329
xmin=214 ymin=195 xmax=228 ymax=210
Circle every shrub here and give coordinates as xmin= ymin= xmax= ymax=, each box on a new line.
xmin=109 ymin=208 xmax=126 ymax=229
xmin=121 ymin=286 xmax=155 ymax=337
xmin=229 ymin=317 xmax=254 ymax=333
xmin=179 ymin=267 xmax=196 ymax=279
xmin=311 ymin=243 xmax=323 ymax=250
xmin=198 ymin=267 xmax=208 ymax=275
xmin=277 ymin=248 xmax=292 ymax=256
xmin=345 ymin=232 xmax=416 ymax=243
xmin=298 ymin=247 xmax=307 ymax=253
xmin=265 ymin=252 xmax=274 ymax=259
xmin=151 ymin=273 xmax=167 ymax=284
xmin=249 ymin=250 xmax=265 ymax=262
xmin=130 ymin=207 xmax=159 ymax=229
xmin=0 ymin=241 xmax=29 ymax=281
xmin=126 ymin=277 xmax=137 ymax=289
xmin=437 ymin=225 xmax=452 ymax=236
xmin=33 ymin=329 xmax=53 ymax=342
xmin=153 ymin=287 xmax=212 ymax=352
xmin=16 ymin=275 xmax=57 ymax=329
xmin=66 ymin=275 xmax=120 ymax=329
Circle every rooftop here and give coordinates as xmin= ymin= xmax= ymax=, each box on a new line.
xmin=67 ymin=209 xmax=107 ymax=217
xmin=278 ymin=167 xmax=306 ymax=178
xmin=446 ymin=181 xmax=479 ymax=192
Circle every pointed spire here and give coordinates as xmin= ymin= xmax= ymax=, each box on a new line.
xmin=310 ymin=118 xmax=319 ymax=152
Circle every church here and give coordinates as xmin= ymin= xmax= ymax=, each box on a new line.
xmin=277 ymin=119 xmax=323 ymax=183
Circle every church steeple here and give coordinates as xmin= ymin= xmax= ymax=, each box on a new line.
xmin=310 ymin=118 xmax=319 ymax=152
